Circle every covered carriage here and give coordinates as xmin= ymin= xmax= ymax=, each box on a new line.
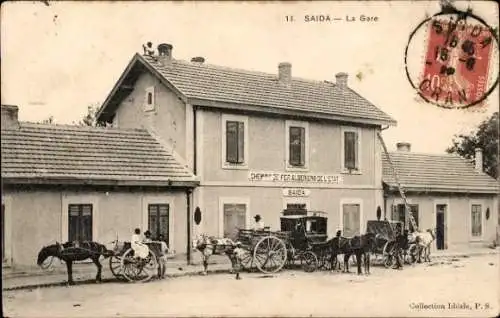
xmin=235 ymin=208 xmax=332 ymax=274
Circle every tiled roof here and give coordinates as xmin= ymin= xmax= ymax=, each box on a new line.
xmin=382 ymin=151 xmax=499 ymax=193
xmin=1 ymin=123 xmax=198 ymax=186
xmin=125 ymin=55 xmax=395 ymax=125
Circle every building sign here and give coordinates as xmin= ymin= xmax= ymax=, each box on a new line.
xmin=282 ymin=188 xmax=310 ymax=197
xmin=248 ymin=171 xmax=342 ymax=184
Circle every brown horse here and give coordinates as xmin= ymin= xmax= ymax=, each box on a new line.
xmin=37 ymin=241 xmax=113 ymax=285
xmin=330 ymin=231 xmax=377 ymax=275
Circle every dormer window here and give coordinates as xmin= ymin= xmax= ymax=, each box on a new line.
xmin=144 ymin=86 xmax=156 ymax=112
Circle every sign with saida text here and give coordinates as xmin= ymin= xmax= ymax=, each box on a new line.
xmin=249 ymin=171 xmax=343 ymax=184
xmin=282 ymin=188 xmax=311 ymax=197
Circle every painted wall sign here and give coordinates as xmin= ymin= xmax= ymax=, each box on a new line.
xmin=249 ymin=171 xmax=343 ymax=184
xmin=282 ymin=188 xmax=311 ymax=197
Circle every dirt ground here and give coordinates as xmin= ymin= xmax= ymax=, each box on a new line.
xmin=3 ymin=255 xmax=499 ymax=317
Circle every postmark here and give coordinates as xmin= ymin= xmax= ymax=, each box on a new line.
xmin=405 ymin=7 xmax=499 ymax=109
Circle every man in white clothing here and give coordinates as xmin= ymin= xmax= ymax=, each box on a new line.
xmin=131 ymin=228 xmax=149 ymax=259
xmin=253 ymin=214 xmax=265 ymax=231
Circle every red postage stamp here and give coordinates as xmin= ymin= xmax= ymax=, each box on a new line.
xmin=417 ymin=18 xmax=495 ymax=109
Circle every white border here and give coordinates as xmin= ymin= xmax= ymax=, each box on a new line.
xmin=142 ymin=195 xmax=176 ymax=254
xmin=434 ymin=199 xmax=451 ymax=250
xmin=218 ymin=196 xmax=250 ymax=237
xmin=341 ymin=126 xmax=362 ymax=174
xmin=285 ymin=120 xmax=309 ymax=171
xmin=339 ymin=198 xmax=364 ymax=235
xmin=221 ymin=114 xmax=249 ymax=170
xmin=469 ymin=200 xmax=485 ymax=241
xmin=2 ymin=195 xmax=12 ymax=266
xmin=62 ymin=194 xmax=99 ymax=243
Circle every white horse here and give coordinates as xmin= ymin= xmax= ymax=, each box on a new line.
xmin=409 ymin=229 xmax=436 ymax=263
xmin=193 ymin=234 xmax=245 ymax=279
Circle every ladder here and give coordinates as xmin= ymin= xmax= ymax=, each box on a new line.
xmin=377 ymin=132 xmax=418 ymax=232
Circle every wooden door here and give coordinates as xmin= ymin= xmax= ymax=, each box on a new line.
xmin=223 ymin=204 xmax=246 ymax=240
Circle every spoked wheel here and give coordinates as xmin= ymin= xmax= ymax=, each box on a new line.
xmin=109 ymin=255 xmax=125 ymax=279
xmin=383 ymin=243 xmax=397 ymax=268
xmin=405 ymin=244 xmax=418 ymax=265
xmin=300 ymin=251 xmax=318 ymax=272
xmin=120 ymin=248 xmax=158 ymax=283
xmin=316 ymin=251 xmax=333 ymax=271
xmin=239 ymin=249 xmax=254 ymax=272
xmin=253 ymin=236 xmax=287 ymax=274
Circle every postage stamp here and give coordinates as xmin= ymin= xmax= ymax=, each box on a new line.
xmin=405 ymin=8 xmax=499 ymax=110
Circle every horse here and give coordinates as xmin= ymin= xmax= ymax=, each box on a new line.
xmin=330 ymin=230 xmax=377 ymax=275
xmin=193 ymin=234 xmax=245 ymax=279
xmin=412 ymin=228 xmax=436 ymax=263
xmin=37 ymin=241 xmax=114 ymax=285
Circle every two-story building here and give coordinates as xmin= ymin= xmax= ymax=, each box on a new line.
xmin=97 ymin=43 xmax=396 ymax=243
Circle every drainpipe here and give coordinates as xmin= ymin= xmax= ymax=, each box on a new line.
xmin=193 ymin=106 xmax=197 ymax=175
xmin=186 ymin=188 xmax=192 ymax=265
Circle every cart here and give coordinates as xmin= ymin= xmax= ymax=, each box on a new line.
xmin=235 ymin=208 xmax=332 ymax=274
xmin=109 ymin=239 xmax=165 ymax=283
xmin=366 ymin=220 xmax=404 ymax=267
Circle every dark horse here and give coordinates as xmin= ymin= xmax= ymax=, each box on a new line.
xmin=330 ymin=230 xmax=377 ymax=275
xmin=37 ymin=241 xmax=113 ymax=285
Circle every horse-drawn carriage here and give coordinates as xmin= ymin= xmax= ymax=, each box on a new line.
xmin=235 ymin=208 xmax=333 ymax=274
xmin=366 ymin=220 xmax=418 ymax=267
xmin=109 ymin=239 xmax=167 ymax=283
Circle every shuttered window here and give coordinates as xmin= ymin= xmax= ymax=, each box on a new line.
xmin=344 ymin=131 xmax=358 ymax=170
xmin=471 ymin=204 xmax=482 ymax=237
xmin=289 ymin=126 xmax=305 ymax=166
xmin=226 ymin=121 xmax=245 ymax=164
xmin=68 ymin=204 xmax=93 ymax=242
xmin=148 ymin=204 xmax=169 ymax=243
xmin=342 ymin=204 xmax=361 ymax=237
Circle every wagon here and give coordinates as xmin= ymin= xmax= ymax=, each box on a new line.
xmin=109 ymin=239 xmax=166 ymax=283
xmin=235 ymin=208 xmax=332 ymax=274
xmin=366 ymin=220 xmax=417 ymax=267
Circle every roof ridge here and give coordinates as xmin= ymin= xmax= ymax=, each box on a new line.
xmin=387 ymin=151 xmax=463 ymax=158
xmin=17 ymin=122 xmax=149 ymax=133
xmin=144 ymin=55 xmax=338 ymax=87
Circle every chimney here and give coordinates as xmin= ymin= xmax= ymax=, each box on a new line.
xmin=1 ymin=105 xmax=19 ymax=130
xmin=396 ymin=142 xmax=411 ymax=152
xmin=191 ymin=56 xmax=205 ymax=64
xmin=157 ymin=43 xmax=173 ymax=64
xmin=475 ymin=148 xmax=483 ymax=172
xmin=335 ymin=72 xmax=348 ymax=89
xmin=278 ymin=62 xmax=292 ymax=86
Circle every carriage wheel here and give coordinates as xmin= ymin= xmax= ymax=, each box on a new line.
xmin=120 ymin=248 xmax=158 ymax=283
xmin=383 ymin=243 xmax=396 ymax=268
xmin=109 ymin=255 xmax=125 ymax=279
xmin=406 ymin=244 xmax=418 ymax=265
xmin=239 ymin=249 xmax=254 ymax=271
xmin=300 ymin=251 xmax=318 ymax=273
xmin=253 ymin=236 xmax=287 ymax=274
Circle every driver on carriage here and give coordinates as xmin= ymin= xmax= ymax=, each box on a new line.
xmin=131 ymin=228 xmax=149 ymax=259
xmin=253 ymin=214 xmax=265 ymax=231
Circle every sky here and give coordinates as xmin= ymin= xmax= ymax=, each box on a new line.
xmin=1 ymin=0 xmax=498 ymax=153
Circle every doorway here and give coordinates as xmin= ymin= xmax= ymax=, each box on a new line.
xmin=435 ymin=204 xmax=447 ymax=250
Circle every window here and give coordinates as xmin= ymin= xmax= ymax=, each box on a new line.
xmin=285 ymin=121 xmax=309 ymax=170
xmin=341 ymin=127 xmax=361 ymax=172
xmin=148 ymin=204 xmax=169 ymax=242
xmin=144 ymin=86 xmax=155 ymax=112
xmin=68 ymin=204 xmax=93 ymax=242
xmin=226 ymin=121 xmax=245 ymax=164
xmin=287 ymin=203 xmax=307 ymax=210
xmin=393 ymin=204 xmax=419 ymax=232
xmin=289 ymin=126 xmax=305 ymax=166
xmin=223 ymin=203 xmax=247 ymax=240
xmin=222 ymin=114 xmax=248 ymax=169
xmin=342 ymin=203 xmax=361 ymax=237
xmin=471 ymin=204 xmax=482 ymax=237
